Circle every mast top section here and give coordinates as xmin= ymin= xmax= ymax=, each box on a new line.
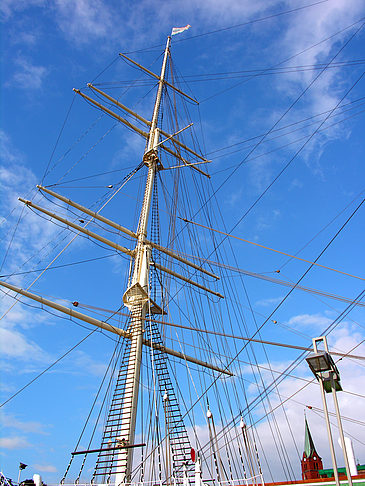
xmin=74 ymin=33 xmax=210 ymax=177
xmin=119 ymin=33 xmax=198 ymax=105
xmin=146 ymin=35 xmax=171 ymax=154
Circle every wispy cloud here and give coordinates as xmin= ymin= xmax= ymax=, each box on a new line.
xmin=1 ymin=0 xmax=283 ymax=51
xmin=245 ymin=325 xmax=365 ymax=478
xmin=53 ymin=0 xmax=114 ymax=44
xmin=214 ymin=0 xmax=365 ymax=181
xmin=0 ymin=130 xmax=61 ymax=275
xmin=281 ymin=0 xmax=364 ymax=78
xmin=286 ymin=312 xmax=332 ymax=330
xmin=0 ymin=131 xmax=64 ymax=367
xmin=271 ymin=0 xmax=365 ymax=164
xmin=11 ymin=56 xmax=48 ymax=90
xmin=255 ymin=295 xmax=284 ymax=307
xmin=0 ymin=130 xmax=23 ymax=164
xmin=0 ymin=435 xmax=31 ymax=449
xmin=0 ymin=326 xmax=46 ymax=361
xmin=1 ymin=411 xmax=49 ymax=435
xmin=33 ymin=464 xmax=57 ymax=472
xmin=256 ymin=208 xmax=281 ymax=232
xmin=71 ymin=350 xmax=108 ymax=377
xmin=0 ymin=0 xmax=45 ymax=21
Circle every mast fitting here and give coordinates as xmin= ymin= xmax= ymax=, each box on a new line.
xmin=143 ymin=150 xmax=163 ymax=170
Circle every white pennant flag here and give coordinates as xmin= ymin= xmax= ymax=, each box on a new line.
xmin=171 ymin=25 xmax=191 ymax=36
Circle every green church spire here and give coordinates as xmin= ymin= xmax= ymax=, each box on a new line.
xmin=304 ymin=417 xmax=316 ymax=457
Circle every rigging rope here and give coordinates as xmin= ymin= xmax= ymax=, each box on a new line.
xmin=179 ymin=216 xmax=365 ymax=282
xmin=124 ymin=0 xmax=331 ymax=54
xmin=200 ymin=17 xmax=365 ymax=103
xmin=41 ymin=94 xmax=76 ymax=184
xmin=0 ymin=328 xmax=97 ymax=408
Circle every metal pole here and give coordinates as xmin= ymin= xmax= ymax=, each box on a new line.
xmin=312 ymin=338 xmax=340 ymax=486
xmin=318 ymin=375 xmax=340 ymax=486
xmin=330 ymin=374 xmax=353 ymax=486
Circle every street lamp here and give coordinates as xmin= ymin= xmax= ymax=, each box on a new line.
xmin=17 ymin=463 xmax=27 ymax=484
xmin=306 ymin=336 xmax=353 ymax=486
xmin=306 ymin=350 xmax=342 ymax=393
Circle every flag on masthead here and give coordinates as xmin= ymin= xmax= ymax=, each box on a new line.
xmin=171 ymin=25 xmax=191 ymax=36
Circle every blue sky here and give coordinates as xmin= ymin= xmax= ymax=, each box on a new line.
xmin=1 ymin=0 xmax=365 ymax=483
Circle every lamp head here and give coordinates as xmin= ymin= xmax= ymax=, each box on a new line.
xmin=306 ymin=351 xmax=340 ymax=373
xmin=306 ymin=351 xmax=342 ymax=392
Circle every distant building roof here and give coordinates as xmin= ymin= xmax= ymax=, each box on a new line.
xmin=319 ymin=465 xmax=365 ymax=477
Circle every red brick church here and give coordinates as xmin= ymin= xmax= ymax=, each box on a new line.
xmin=301 ymin=418 xmax=323 ymax=480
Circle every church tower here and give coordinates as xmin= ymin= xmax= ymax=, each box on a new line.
xmin=301 ymin=418 xmax=323 ymax=480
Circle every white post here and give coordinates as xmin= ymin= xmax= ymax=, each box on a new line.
xmin=338 ymin=438 xmax=358 ymax=477
xmin=195 ymin=456 xmax=202 ymax=486
xmin=183 ymin=462 xmax=189 ymax=486
xmin=331 ymin=377 xmax=353 ymax=486
xmin=33 ymin=475 xmax=42 ymax=486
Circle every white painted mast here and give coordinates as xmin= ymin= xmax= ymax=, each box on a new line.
xmin=115 ymin=35 xmax=171 ymax=486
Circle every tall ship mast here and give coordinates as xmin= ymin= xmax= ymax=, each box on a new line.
xmin=1 ymin=32 xmax=254 ymax=486
xmin=1 ymin=16 xmax=364 ymax=486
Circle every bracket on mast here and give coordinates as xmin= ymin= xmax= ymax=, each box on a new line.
xmin=155 ymin=123 xmax=193 ymax=148
xmin=123 ymin=282 xmax=166 ymax=315
xmin=143 ymin=148 xmax=164 ymax=171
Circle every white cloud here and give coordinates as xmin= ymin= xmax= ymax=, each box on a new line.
xmin=286 ymin=313 xmax=332 ymax=329
xmin=2 ymin=0 xmax=282 ymax=51
xmin=0 ymin=131 xmax=63 ymax=364
xmin=111 ymin=131 xmax=146 ymax=169
xmin=0 ymin=379 xmax=16 ymax=393
xmin=256 ymin=296 xmax=284 ymax=307
xmin=183 ymin=0 xmax=278 ymax=22
xmin=0 ymin=130 xmax=71 ymax=276
xmin=225 ymin=188 xmax=243 ymax=207
xmin=12 ymin=56 xmax=48 ymax=90
xmin=0 ymin=326 xmax=45 ymax=360
xmin=53 ymin=0 xmax=114 ymax=44
xmin=72 ymin=350 xmax=107 ymax=377
xmin=0 ymin=436 xmax=30 ymax=449
xmin=208 ymin=318 xmax=365 ymax=480
xmin=255 ymin=208 xmax=281 ymax=232
xmin=0 ymin=130 xmax=104 ymax=371
xmin=0 ymin=0 xmax=45 ymax=21
xmin=15 ymin=31 xmax=38 ymax=46
xmin=33 ymin=464 xmax=57 ymax=472
xmin=0 ymin=130 xmax=23 ymax=164
xmin=282 ymin=0 xmax=364 ymax=72
xmin=0 ymin=288 xmax=52 ymax=364
xmin=271 ymin=0 xmax=365 ymax=163
xmin=246 ymin=324 xmax=365 ymax=478
xmin=1 ymin=411 xmax=49 ymax=435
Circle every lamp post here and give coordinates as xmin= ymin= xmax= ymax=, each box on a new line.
xmin=306 ymin=336 xmax=353 ymax=486
xmin=17 ymin=463 xmax=27 ymax=484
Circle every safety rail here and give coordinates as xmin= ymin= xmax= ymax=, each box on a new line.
xmin=54 ymin=476 xmax=264 ymax=486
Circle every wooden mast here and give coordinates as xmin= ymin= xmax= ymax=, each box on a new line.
xmin=115 ymin=35 xmax=171 ymax=486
